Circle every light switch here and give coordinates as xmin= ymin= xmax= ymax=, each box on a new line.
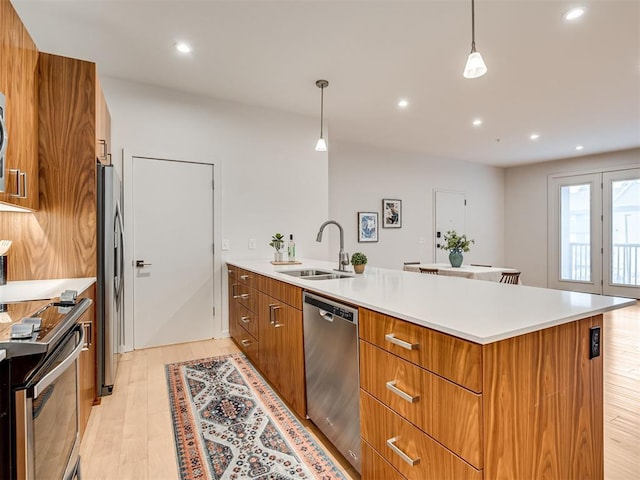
xmin=221 ymin=239 xmax=230 ymax=251
xmin=248 ymin=238 xmax=256 ymax=249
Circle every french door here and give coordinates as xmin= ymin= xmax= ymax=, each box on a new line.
xmin=549 ymin=167 xmax=640 ymax=299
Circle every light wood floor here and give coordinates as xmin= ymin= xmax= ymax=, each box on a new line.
xmin=79 ymin=305 xmax=640 ymax=479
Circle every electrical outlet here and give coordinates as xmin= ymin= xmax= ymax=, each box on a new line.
xmin=248 ymin=238 xmax=256 ymax=250
xmin=221 ymin=239 xmax=230 ymax=251
xmin=589 ymin=326 xmax=601 ymax=359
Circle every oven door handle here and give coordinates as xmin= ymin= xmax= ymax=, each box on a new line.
xmin=33 ymin=326 xmax=84 ymax=399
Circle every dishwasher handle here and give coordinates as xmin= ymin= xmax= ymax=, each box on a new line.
xmin=319 ymin=309 xmax=334 ymax=322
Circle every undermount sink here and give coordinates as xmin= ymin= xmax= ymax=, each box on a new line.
xmin=279 ymin=269 xmax=353 ymax=280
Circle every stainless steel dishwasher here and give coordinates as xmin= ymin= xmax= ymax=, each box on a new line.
xmin=303 ymin=292 xmax=360 ymax=472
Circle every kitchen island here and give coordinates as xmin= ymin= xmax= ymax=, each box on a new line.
xmin=226 ymin=259 xmax=635 ymax=480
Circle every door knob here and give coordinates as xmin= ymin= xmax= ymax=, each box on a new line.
xmin=135 ymin=260 xmax=152 ymax=268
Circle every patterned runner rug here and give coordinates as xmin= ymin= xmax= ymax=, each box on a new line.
xmin=166 ymin=353 xmax=349 ymax=480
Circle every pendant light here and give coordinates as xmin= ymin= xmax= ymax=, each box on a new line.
xmin=463 ymin=0 xmax=487 ymax=79
xmin=315 ymin=80 xmax=329 ymax=151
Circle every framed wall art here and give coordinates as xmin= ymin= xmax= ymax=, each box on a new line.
xmin=358 ymin=212 xmax=379 ymax=242
xmin=382 ymin=199 xmax=402 ymax=228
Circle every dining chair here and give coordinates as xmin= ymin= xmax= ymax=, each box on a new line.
xmin=499 ymin=271 xmax=521 ymax=284
xmin=419 ymin=267 xmax=439 ymax=275
xmin=471 ymin=263 xmax=492 ymax=267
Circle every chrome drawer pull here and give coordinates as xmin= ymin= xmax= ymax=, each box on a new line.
xmin=240 ymin=316 xmax=251 ymax=324
xmin=240 ymin=339 xmax=251 ymax=347
xmin=385 ymin=333 xmax=419 ymax=350
xmin=386 ymin=437 xmax=420 ymax=466
xmin=240 ymin=274 xmax=250 ymax=280
xmin=386 ymin=381 xmax=420 ymax=403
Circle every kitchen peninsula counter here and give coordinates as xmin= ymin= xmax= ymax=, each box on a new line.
xmin=227 ymin=259 xmax=634 ymax=344
xmin=0 ymin=277 xmax=96 ymax=303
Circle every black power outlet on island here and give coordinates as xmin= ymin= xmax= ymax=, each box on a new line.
xmin=589 ymin=326 xmax=601 ymax=359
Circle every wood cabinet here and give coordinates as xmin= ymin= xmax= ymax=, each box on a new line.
xmin=95 ymin=76 xmax=111 ymax=165
xmin=77 ymin=284 xmax=97 ymax=438
xmin=226 ymin=264 xmax=306 ymax=418
xmin=359 ymin=308 xmax=605 ymax=480
xmin=0 ymin=0 xmax=39 ymax=210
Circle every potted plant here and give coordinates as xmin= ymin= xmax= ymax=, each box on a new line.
xmin=351 ymin=252 xmax=368 ymax=274
xmin=269 ymin=233 xmax=286 ymax=262
xmin=439 ymin=230 xmax=474 ymax=267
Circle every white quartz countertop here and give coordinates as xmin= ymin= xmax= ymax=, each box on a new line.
xmin=0 ymin=350 xmax=5 ymax=362
xmin=228 ymin=259 xmax=636 ymax=344
xmin=0 ymin=277 xmax=96 ymax=303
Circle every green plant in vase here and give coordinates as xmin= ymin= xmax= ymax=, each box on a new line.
xmin=439 ymin=230 xmax=474 ymax=267
xmin=351 ymin=252 xmax=368 ymax=274
xmin=270 ymin=233 xmax=286 ymax=262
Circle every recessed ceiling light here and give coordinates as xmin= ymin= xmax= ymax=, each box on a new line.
xmin=175 ymin=42 xmax=192 ymax=54
xmin=530 ymin=133 xmax=540 ymax=140
xmin=576 ymin=145 xmax=584 ymax=151
xmin=397 ymin=99 xmax=409 ymax=108
xmin=563 ymin=7 xmax=585 ymax=21
xmin=472 ymin=119 xmax=483 ymax=127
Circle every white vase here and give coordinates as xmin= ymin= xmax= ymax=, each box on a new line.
xmin=274 ymin=251 xmax=285 ymax=262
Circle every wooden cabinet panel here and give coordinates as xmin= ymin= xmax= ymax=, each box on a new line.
xmin=95 ymin=76 xmax=111 ymax=165
xmin=258 ymin=291 xmax=306 ymax=418
xmin=236 ymin=268 xmax=258 ymax=289
xmin=228 ymin=269 xmax=240 ymax=341
xmin=0 ymin=0 xmax=39 ymax=209
xmin=258 ymin=274 xmax=302 ymax=309
xmin=236 ymin=284 xmax=257 ymax=313
xmin=237 ymin=303 xmax=259 ymax=340
xmin=362 ymin=440 xmax=405 ymax=480
xmin=235 ymin=327 xmax=259 ymax=365
xmin=482 ymin=315 xmax=604 ymax=480
xmin=360 ymin=391 xmax=481 ymax=480
xmin=359 ymin=308 xmax=482 ymax=393
xmin=360 ymin=340 xmax=483 ymax=468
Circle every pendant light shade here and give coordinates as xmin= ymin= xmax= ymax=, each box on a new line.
xmin=463 ymin=0 xmax=487 ymax=79
xmin=315 ymin=79 xmax=329 ymax=151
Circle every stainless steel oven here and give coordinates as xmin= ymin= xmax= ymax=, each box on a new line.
xmin=0 ymin=296 xmax=91 ymax=480
xmin=14 ymin=324 xmax=84 ymax=480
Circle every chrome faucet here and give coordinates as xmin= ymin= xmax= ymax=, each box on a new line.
xmin=316 ymin=220 xmax=350 ymax=272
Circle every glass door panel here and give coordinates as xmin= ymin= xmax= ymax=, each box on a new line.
xmin=604 ymin=168 xmax=640 ymax=298
xmin=548 ymin=173 xmax=602 ymax=294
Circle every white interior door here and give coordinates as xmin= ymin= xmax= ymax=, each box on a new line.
xmin=132 ymin=157 xmax=214 ymax=349
xmin=434 ymin=190 xmax=466 ymax=263
xmin=603 ymin=168 xmax=640 ymax=298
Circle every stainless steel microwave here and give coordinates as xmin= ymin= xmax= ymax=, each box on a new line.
xmin=0 ymin=91 xmax=6 ymax=192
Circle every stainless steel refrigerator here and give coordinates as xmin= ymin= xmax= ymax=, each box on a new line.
xmin=97 ymin=162 xmax=124 ymax=396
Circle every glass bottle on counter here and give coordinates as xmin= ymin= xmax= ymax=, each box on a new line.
xmin=288 ymin=234 xmax=296 ymax=262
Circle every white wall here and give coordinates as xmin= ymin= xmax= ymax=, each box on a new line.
xmin=101 ymin=77 xmax=329 ymax=344
xmin=504 ymin=148 xmax=640 ymax=287
xmin=328 ymin=141 xmax=505 ymax=270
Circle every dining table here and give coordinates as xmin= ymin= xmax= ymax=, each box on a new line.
xmin=403 ymin=263 xmax=521 ymax=283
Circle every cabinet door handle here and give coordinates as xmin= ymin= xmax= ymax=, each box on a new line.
xmin=240 ymin=274 xmax=250 ymax=280
xmin=240 ymin=339 xmax=251 ymax=347
xmin=19 ymin=171 xmax=27 ymax=198
xmin=240 ymin=293 xmax=250 ymax=299
xmin=385 ymin=333 xmax=419 ymax=350
xmin=240 ymin=316 xmax=251 ymax=324
xmin=9 ymin=169 xmax=20 ymax=197
xmin=81 ymin=322 xmax=92 ymax=351
xmin=386 ymin=437 xmax=420 ymax=466
xmin=268 ymin=304 xmax=281 ymax=326
xmin=386 ymin=381 xmax=420 ymax=403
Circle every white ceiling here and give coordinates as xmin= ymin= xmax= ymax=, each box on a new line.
xmin=11 ymin=0 xmax=640 ymax=167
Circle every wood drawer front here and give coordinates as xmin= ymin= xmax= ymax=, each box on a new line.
xmin=235 ymin=329 xmax=259 ymax=364
xmin=237 ymin=303 xmax=259 ymax=339
xmin=359 ymin=308 xmax=482 ymax=393
xmin=359 ymin=309 xmax=425 ymax=366
xmin=236 ymin=268 xmax=257 ymax=289
xmin=258 ymin=275 xmax=302 ymax=309
xmin=360 ymin=392 xmax=482 ymax=480
xmin=360 ymin=341 xmax=483 ymax=468
xmin=236 ymin=284 xmax=257 ymax=313
xmin=359 ymin=340 xmax=431 ymax=432
xmin=362 ymin=440 xmax=406 ymax=480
